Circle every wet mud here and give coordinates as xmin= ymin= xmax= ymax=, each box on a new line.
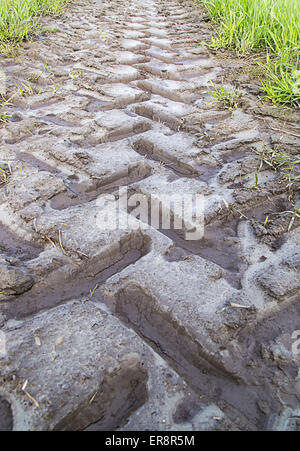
xmin=0 ymin=0 xmax=299 ymax=432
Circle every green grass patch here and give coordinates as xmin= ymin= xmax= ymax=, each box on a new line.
xmin=0 ymin=0 xmax=70 ymax=53
xmin=0 ymin=166 xmax=10 ymax=185
xmin=198 ymin=0 xmax=300 ymax=106
xmin=40 ymin=25 xmax=60 ymax=33
xmin=209 ymin=81 xmax=241 ymax=110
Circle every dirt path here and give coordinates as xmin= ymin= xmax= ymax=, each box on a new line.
xmin=0 ymin=0 xmax=299 ymax=431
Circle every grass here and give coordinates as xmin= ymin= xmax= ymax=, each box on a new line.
xmin=0 ymin=94 xmax=13 ymax=122
xmin=0 ymin=78 xmax=41 ymax=122
xmin=276 ymin=208 xmax=300 ymax=232
xmin=209 ymin=81 xmax=241 ymax=110
xmin=230 ymin=144 xmax=300 ymax=230
xmin=255 ymin=146 xmax=300 ymax=192
xmin=198 ymin=0 xmax=300 ymax=106
xmin=0 ymin=164 xmax=11 ymax=186
xmin=40 ymin=25 xmax=59 ymax=33
xmin=0 ymin=110 xmax=12 ymax=121
xmin=0 ymin=0 xmax=70 ymax=54
xmin=69 ymin=68 xmax=82 ymax=80
xmin=0 ymin=167 xmax=8 ymax=185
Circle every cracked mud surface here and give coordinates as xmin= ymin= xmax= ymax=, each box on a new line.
xmin=0 ymin=0 xmax=299 ymax=431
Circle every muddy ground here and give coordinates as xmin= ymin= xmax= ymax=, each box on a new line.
xmin=0 ymin=0 xmax=299 ymax=431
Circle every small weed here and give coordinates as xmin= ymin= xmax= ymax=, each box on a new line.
xmin=0 ymin=42 xmax=19 ymax=58
xmin=0 ymin=168 xmax=8 ymax=185
xmin=274 ymin=208 xmax=300 ymax=232
xmin=51 ymin=80 xmax=59 ymax=94
xmin=40 ymin=26 xmax=59 ymax=34
xmin=26 ymin=126 xmax=41 ymax=136
xmin=0 ymin=111 xmax=12 ymax=122
xmin=255 ymin=146 xmax=300 ymax=192
xmin=15 ymin=81 xmax=34 ymax=97
xmin=69 ymin=69 xmax=82 ymax=80
xmin=262 ymin=215 xmax=273 ymax=228
xmin=0 ymin=164 xmax=12 ymax=186
xmin=97 ymin=29 xmax=109 ymax=41
xmin=209 ymin=82 xmax=241 ymax=110
xmin=252 ymin=146 xmax=299 ymax=230
xmin=89 ymin=284 xmax=99 ymax=298
xmin=26 ymin=71 xmax=42 ymax=83
xmin=0 ymin=94 xmax=13 ymax=123
xmin=43 ymin=62 xmax=53 ymax=75
xmin=249 ymin=172 xmax=260 ymax=191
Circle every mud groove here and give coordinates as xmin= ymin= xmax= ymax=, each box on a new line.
xmin=132 ymin=137 xmax=200 ymax=177
xmin=0 ymin=223 xmax=43 ymax=261
xmin=0 ymin=398 xmax=13 ymax=432
xmin=50 ymin=162 xmax=152 ymax=210
xmin=115 ymin=282 xmax=239 ymax=380
xmin=0 ymin=0 xmax=299 ymax=432
xmin=113 ymin=282 xmax=287 ymax=430
xmin=2 ymin=231 xmax=152 ymax=319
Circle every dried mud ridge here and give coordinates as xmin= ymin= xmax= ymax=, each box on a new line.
xmin=0 ymin=0 xmax=300 ymax=431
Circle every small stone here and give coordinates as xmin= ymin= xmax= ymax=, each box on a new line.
xmin=0 ymin=264 xmax=34 ymax=296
